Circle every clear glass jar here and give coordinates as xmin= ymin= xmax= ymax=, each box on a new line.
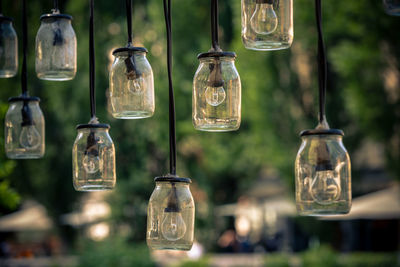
xmin=35 ymin=13 xmax=76 ymax=81
xmin=193 ymin=52 xmax=241 ymax=132
xmin=0 ymin=16 xmax=18 ymax=78
xmin=5 ymin=96 xmax=45 ymax=159
xmin=72 ymin=124 xmax=116 ymax=191
xmin=241 ymin=0 xmax=293 ymax=51
xmin=383 ymin=0 xmax=400 ymax=15
xmin=147 ymin=177 xmax=195 ymax=251
xmin=295 ymin=130 xmax=351 ymax=216
xmin=109 ymin=47 xmax=155 ymax=119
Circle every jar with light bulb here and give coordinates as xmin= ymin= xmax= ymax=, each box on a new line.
xmin=109 ymin=47 xmax=155 ymax=119
xmin=73 ymin=0 xmax=116 ymax=191
xmin=108 ymin=0 xmax=154 ymax=119
xmin=193 ymin=52 xmax=241 ymax=131
xmin=147 ymin=176 xmax=195 ymax=250
xmin=0 ymin=15 xmax=18 ymax=78
xmin=383 ymin=0 xmax=400 ymax=15
xmin=295 ymin=0 xmax=351 ymax=216
xmin=295 ymin=129 xmax=351 ymax=215
xmin=35 ymin=7 xmax=76 ymax=81
xmin=5 ymin=96 xmax=45 ymax=159
xmin=241 ymin=0 xmax=293 ymax=51
xmin=72 ymin=123 xmax=116 ymax=191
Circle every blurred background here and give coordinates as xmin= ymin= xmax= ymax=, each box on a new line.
xmin=0 ymin=0 xmax=399 ymax=266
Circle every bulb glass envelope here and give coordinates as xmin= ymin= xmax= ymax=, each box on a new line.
xmin=35 ymin=13 xmax=77 ymax=81
xmin=5 ymin=96 xmax=45 ymax=159
xmin=109 ymin=47 xmax=155 ymax=119
xmin=147 ymin=176 xmax=195 ymax=251
xmin=241 ymin=0 xmax=293 ymax=51
xmin=193 ymin=51 xmax=241 ymax=132
xmin=0 ymin=16 xmax=18 ymax=78
xmin=295 ymin=129 xmax=351 ymax=216
xmin=72 ymin=123 xmax=116 ymax=191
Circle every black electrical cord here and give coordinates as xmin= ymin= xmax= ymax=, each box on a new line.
xmin=126 ymin=0 xmax=133 ymax=46
xmin=89 ymin=0 xmax=96 ymax=119
xmin=54 ymin=0 xmax=59 ymax=11
xmin=163 ymin=0 xmax=177 ymax=176
xmin=315 ymin=0 xmax=327 ymax=124
xmin=211 ymin=0 xmax=220 ymax=51
xmin=21 ymin=0 xmax=28 ymax=96
xmin=0 ymin=0 xmax=2 ymax=15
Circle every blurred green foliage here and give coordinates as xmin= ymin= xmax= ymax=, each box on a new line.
xmin=77 ymin=238 xmax=155 ymax=267
xmin=264 ymin=253 xmax=291 ymax=267
xmin=0 ymin=0 xmax=398 ymax=252
xmin=177 ymin=258 xmax=210 ymax=267
xmin=262 ymin=247 xmax=399 ymax=267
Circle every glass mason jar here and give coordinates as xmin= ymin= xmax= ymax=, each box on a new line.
xmin=193 ymin=52 xmax=241 ymax=132
xmin=295 ymin=129 xmax=351 ymax=216
xmin=72 ymin=124 xmax=116 ymax=191
xmin=241 ymin=0 xmax=293 ymax=51
xmin=5 ymin=96 xmax=45 ymax=159
xmin=0 ymin=16 xmax=18 ymax=78
xmin=35 ymin=13 xmax=77 ymax=81
xmin=147 ymin=177 xmax=195 ymax=251
xmin=383 ymin=0 xmax=400 ymax=15
xmin=109 ymin=47 xmax=155 ymax=119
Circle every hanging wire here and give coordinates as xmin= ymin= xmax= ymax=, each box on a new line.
xmin=126 ymin=0 xmax=133 ymax=46
xmin=89 ymin=0 xmax=96 ymax=119
xmin=315 ymin=0 xmax=327 ymax=124
xmin=53 ymin=0 xmax=59 ymax=11
xmin=0 ymin=0 xmax=3 ymax=15
xmin=21 ymin=0 xmax=28 ymax=96
xmin=163 ymin=0 xmax=177 ymax=176
xmin=211 ymin=0 xmax=220 ymax=51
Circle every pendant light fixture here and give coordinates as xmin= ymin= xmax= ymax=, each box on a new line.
xmin=109 ymin=0 xmax=155 ymax=119
xmin=147 ymin=0 xmax=195 ymax=251
xmin=241 ymin=0 xmax=293 ymax=51
xmin=383 ymin=0 xmax=400 ymax=15
xmin=72 ymin=0 xmax=116 ymax=192
xmin=193 ymin=0 xmax=241 ymax=132
xmin=295 ymin=0 xmax=351 ymax=216
xmin=35 ymin=0 xmax=77 ymax=81
xmin=5 ymin=0 xmax=45 ymax=159
xmin=0 ymin=0 xmax=18 ymax=78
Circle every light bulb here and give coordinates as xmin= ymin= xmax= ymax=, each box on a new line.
xmin=250 ymin=1 xmax=278 ymax=35
xmin=127 ymin=76 xmax=144 ymax=95
xmin=310 ymin=170 xmax=341 ymax=204
xmin=19 ymin=125 xmax=41 ymax=149
xmin=82 ymin=153 xmax=101 ymax=174
xmin=205 ymin=85 xmax=226 ymax=106
xmin=161 ymin=211 xmax=187 ymax=241
xmin=206 ymin=61 xmax=226 ymax=106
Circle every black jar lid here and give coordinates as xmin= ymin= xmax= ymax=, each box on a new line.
xmin=112 ymin=46 xmax=148 ymax=55
xmin=155 ymin=175 xmax=192 ymax=184
xmin=0 ymin=15 xmax=13 ymax=22
xmin=76 ymin=123 xmax=110 ymax=130
xmin=8 ymin=96 xmax=40 ymax=103
xmin=40 ymin=13 xmax=73 ymax=21
xmin=197 ymin=51 xmax=236 ymax=59
xmin=300 ymin=128 xmax=344 ymax=137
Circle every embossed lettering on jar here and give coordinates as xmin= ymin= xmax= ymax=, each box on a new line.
xmin=147 ymin=178 xmax=195 ymax=251
xmin=36 ymin=14 xmax=77 ymax=81
xmin=295 ymin=133 xmax=351 ymax=216
xmin=72 ymin=125 xmax=116 ymax=191
xmin=109 ymin=48 xmax=155 ymax=119
xmin=193 ymin=53 xmax=241 ymax=132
